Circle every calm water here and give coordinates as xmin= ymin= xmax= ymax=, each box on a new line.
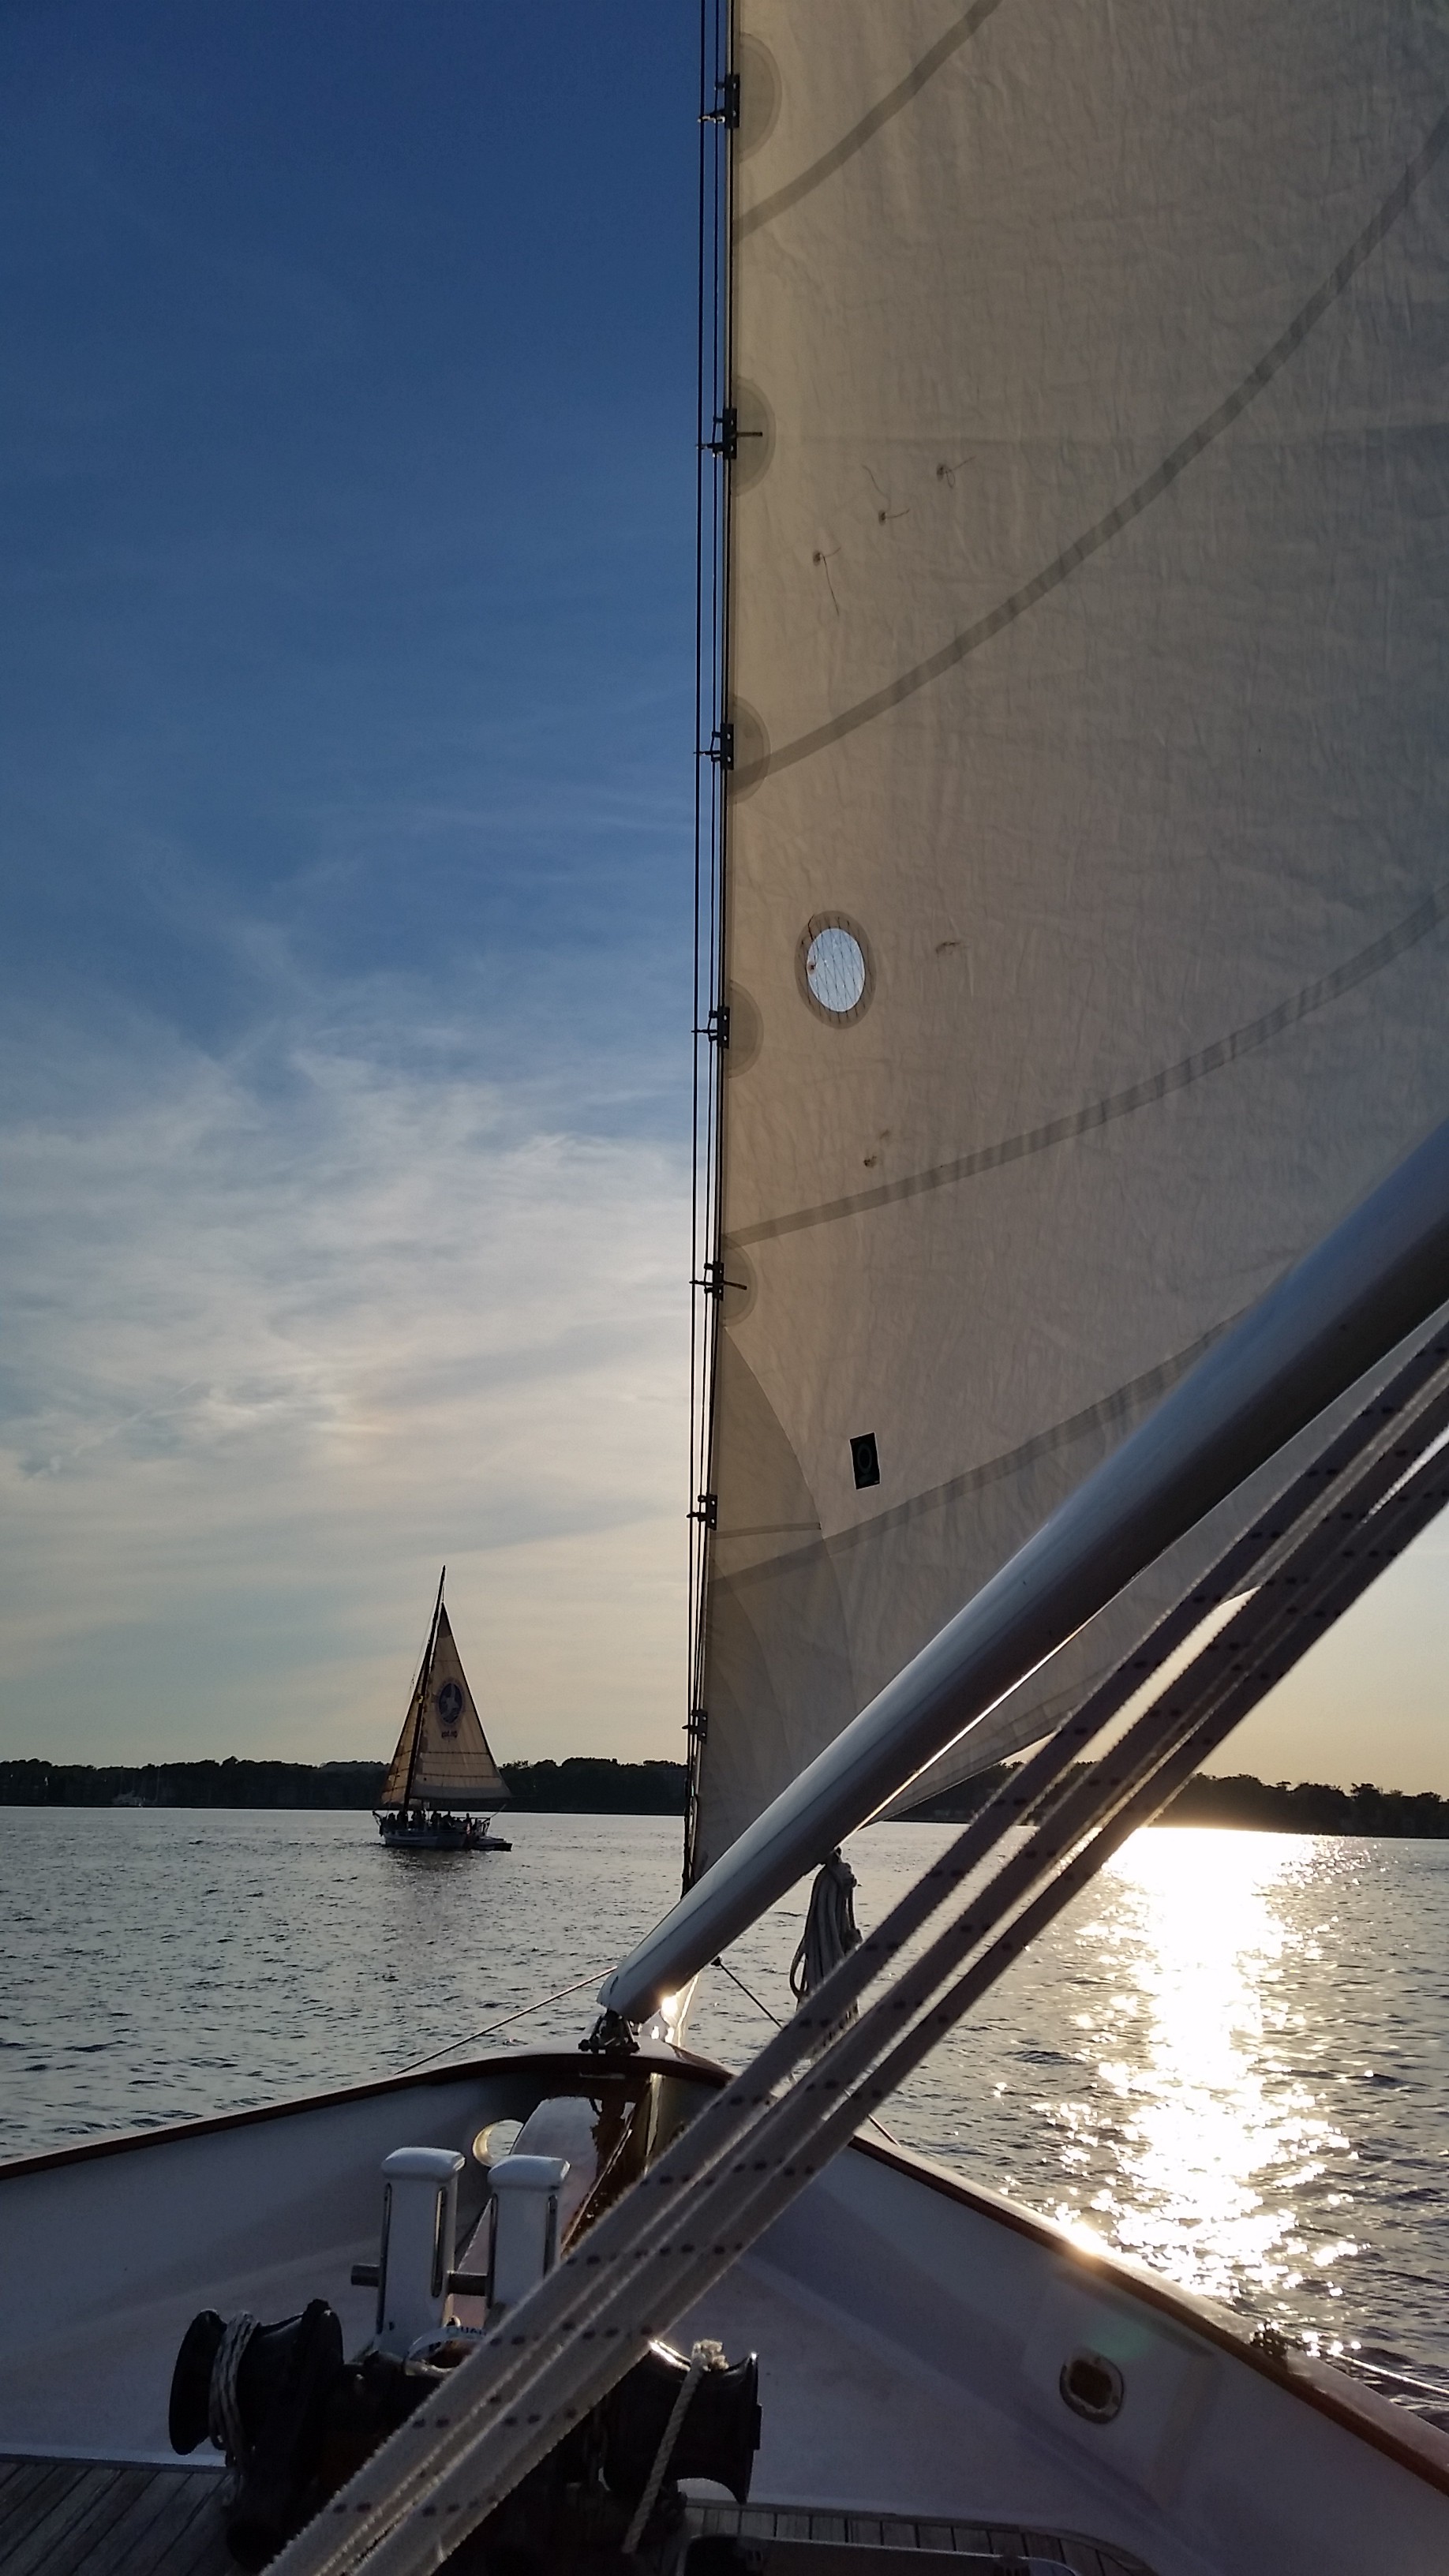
xmin=3 ymin=1809 xmax=1447 ymax=2399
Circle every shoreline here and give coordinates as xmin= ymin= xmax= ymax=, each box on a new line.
xmin=2 ymin=1754 xmax=1448 ymax=1837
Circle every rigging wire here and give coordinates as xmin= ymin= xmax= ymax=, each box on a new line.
xmin=389 ymin=1972 xmax=606 ymax=2077
xmin=709 ymin=1950 xmax=899 ymax=2144
xmin=709 ymin=1950 xmax=781 ymax=2027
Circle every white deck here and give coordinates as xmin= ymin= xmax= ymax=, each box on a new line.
xmin=2 ymin=2049 xmax=1445 ymax=2574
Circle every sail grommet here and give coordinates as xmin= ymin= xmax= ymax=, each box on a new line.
xmin=798 ymin=914 xmax=874 ymax=1024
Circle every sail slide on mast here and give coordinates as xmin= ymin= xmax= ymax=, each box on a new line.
xmin=376 ymin=1571 xmax=511 ymax=1853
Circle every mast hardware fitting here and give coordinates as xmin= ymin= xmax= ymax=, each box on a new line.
xmin=710 ymin=722 xmax=735 ymax=770
xmin=707 ymin=1003 xmax=731 ymax=1046
xmin=705 ymin=409 xmax=763 ymax=462
xmin=695 ymin=1258 xmax=747 ymax=1302
xmin=580 ymin=2008 xmax=639 ymax=2059
xmin=691 ymin=1492 xmax=719 ymax=1530
xmin=701 ymin=72 xmax=741 ymax=129
xmin=687 ymin=1708 xmax=710 ymax=1743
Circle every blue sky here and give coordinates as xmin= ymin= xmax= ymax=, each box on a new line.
xmin=1 ymin=2 xmax=699 ymax=1765
xmin=2 ymin=1 xmax=1442 ymax=1790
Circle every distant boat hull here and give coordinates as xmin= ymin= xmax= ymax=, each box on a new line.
xmin=376 ymin=1811 xmax=511 ymax=1853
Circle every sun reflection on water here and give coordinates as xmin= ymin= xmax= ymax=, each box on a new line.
xmin=710 ymin=1821 xmax=1449 ymax=2376
xmin=1050 ymin=1829 xmax=1357 ymax=2327
xmin=974 ymin=1813 xmax=1392 ymax=2359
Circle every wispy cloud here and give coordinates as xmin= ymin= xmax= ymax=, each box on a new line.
xmin=0 ymin=0 xmax=706 ymax=1773
xmin=0 ymin=998 xmax=691 ymax=1765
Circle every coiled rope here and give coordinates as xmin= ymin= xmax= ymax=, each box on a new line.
xmin=208 ymin=2310 xmax=257 ymax=2499
xmin=788 ymin=1848 xmax=860 ymax=2005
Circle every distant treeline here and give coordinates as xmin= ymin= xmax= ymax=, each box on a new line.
xmin=1159 ymin=1773 xmax=1449 ymax=1838
xmin=0 ymin=1756 xmax=687 ymax=1814
xmin=900 ymin=1764 xmax=1015 ymax=1824
xmin=3 ymin=1756 xmax=1447 ymax=1836
xmin=504 ymin=1760 xmax=685 ymax=1814
xmin=902 ymin=1763 xmax=1449 ymax=1839
xmin=0 ymin=1758 xmax=385 ymax=1810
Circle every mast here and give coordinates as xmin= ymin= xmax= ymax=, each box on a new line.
xmin=402 ymin=1565 xmax=446 ymax=1812
xmin=683 ymin=0 xmax=737 ymax=1889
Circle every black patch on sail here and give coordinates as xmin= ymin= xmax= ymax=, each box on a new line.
xmin=851 ymin=1432 xmax=881 ymax=1490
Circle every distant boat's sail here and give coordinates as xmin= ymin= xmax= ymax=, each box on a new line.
xmin=378 ymin=1685 xmax=423 ymax=1810
xmin=379 ymin=1598 xmax=507 ymax=1811
xmin=689 ymin=2 xmax=1449 ymax=1876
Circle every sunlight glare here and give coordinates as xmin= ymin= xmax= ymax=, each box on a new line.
xmin=1046 ymin=1829 xmax=1352 ymax=2315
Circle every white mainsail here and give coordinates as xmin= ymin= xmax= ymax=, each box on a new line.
xmin=691 ymin=0 xmax=1449 ymax=1875
xmin=379 ymin=1598 xmax=507 ymax=1811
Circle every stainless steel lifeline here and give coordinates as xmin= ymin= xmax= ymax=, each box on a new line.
xmin=271 ymin=1117 xmax=1449 ymax=2576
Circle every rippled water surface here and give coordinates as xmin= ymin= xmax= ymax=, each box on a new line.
xmin=4 ymin=1809 xmax=1447 ymax=2388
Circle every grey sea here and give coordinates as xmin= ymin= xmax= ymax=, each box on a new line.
xmin=4 ymin=1808 xmax=1447 ymax=2409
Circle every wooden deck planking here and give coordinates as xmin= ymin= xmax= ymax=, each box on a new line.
xmin=0 ymin=2460 xmax=227 ymax=2576
xmin=0 ymin=2462 xmax=89 ymax=2567
xmin=103 ymin=2471 xmax=229 ymax=2576
xmin=0 ymin=2460 xmax=77 ymax=2541
xmin=1 ymin=2460 xmax=1156 ymax=2574
xmin=54 ymin=2470 xmax=189 ymax=2576
xmin=690 ymin=2502 xmax=1156 ymax=2572
xmin=0 ymin=2462 xmax=125 ymax=2576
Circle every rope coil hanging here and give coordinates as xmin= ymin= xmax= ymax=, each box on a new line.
xmin=789 ymin=1848 xmax=861 ymax=2009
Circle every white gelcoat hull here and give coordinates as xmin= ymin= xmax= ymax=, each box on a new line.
xmin=1 ymin=2049 xmax=1443 ymax=2572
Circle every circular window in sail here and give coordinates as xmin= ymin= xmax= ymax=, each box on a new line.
xmin=435 ymin=1679 xmax=464 ymax=1732
xmin=798 ymin=915 xmax=873 ymax=1024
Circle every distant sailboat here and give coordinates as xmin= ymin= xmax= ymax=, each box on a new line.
xmin=375 ymin=1571 xmax=511 ymax=1852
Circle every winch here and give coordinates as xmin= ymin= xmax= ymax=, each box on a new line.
xmin=168 ymin=2132 xmax=760 ymax=2570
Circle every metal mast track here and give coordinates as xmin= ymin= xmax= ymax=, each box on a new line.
xmin=683 ymin=0 xmax=734 ymax=1890
xmin=271 ymin=1129 xmax=1449 ymax=2576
